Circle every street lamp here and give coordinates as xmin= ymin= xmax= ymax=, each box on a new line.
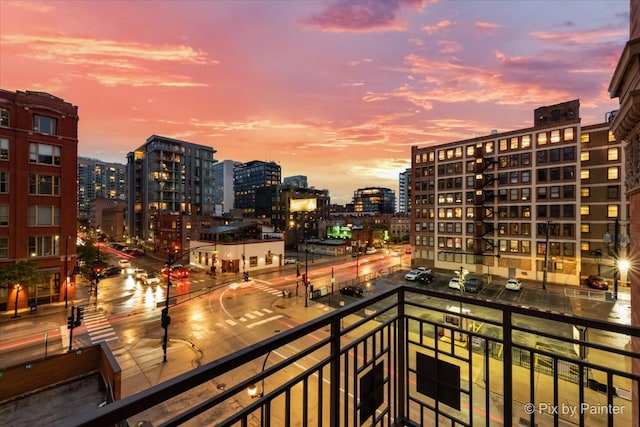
xmin=12 ymin=284 xmax=21 ymax=318
xmin=304 ymin=247 xmax=309 ymax=307
xmin=247 ymin=350 xmax=271 ymax=423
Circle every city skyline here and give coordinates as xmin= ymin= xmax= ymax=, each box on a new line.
xmin=0 ymin=0 xmax=629 ymax=204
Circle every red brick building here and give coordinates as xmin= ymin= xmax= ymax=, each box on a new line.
xmin=0 ymin=90 xmax=79 ymax=311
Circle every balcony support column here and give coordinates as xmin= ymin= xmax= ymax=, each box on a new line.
xmin=330 ymin=315 xmax=341 ymax=426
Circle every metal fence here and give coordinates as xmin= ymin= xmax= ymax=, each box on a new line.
xmin=69 ymin=285 xmax=639 ymax=427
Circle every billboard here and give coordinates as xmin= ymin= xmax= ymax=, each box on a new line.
xmin=290 ymin=198 xmax=317 ymax=212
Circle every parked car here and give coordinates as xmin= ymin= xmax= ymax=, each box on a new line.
xmin=404 ymin=269 xmax=423 ymax=281
xmin=365 ymin=247 xmax=377 ymax=255
xmin=505 ymin=278 xmax=522 ymax=291
xmin=142 ymin=272 xmax=161 ymax=286
xmin=340 ymin=285 xmax=364 ymax=297
xmin=463 ymin=278 xmax=484 ymax=293
xmin=585 ymin=275 xmax=609 ymax=290
xmin=448 ymin=277 xmax=462 ymax=290
xmin=417 ymin=267 xmax=432 ymax=274
xmin=416 ymin=272 xmax=435 ymax=285
xmin=284 ymin=257 xmax=297 ymax=264
xmin=103 ymin=266 xmax=121 ymax=277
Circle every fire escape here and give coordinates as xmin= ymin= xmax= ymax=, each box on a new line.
xmin=473 ymin=145 xmax=499 ymax=264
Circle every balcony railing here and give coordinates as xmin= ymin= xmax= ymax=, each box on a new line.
xmin=71 ymin=285 xmax=639 ymax=427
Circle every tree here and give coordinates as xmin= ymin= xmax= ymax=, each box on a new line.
xmin=0 ymin=260 xmax=50 ymax=291
xmin=76 ymin=240 xmax=110 ymax=279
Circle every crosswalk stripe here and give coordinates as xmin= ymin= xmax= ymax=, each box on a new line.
xmin=225 ymin=319 xmax=238 ymax=326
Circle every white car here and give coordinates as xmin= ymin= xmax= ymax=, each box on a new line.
xmin=134 ymin=268 xmax=147 ymax=280
xmin=505 ymin=279 xmax=522 ymax=291
xmin=118 ymin=259 xmax=132 ymax=269
xmin=404 ymin=269 xmax=423 ymax=281
xmin=142 ymin=273 xmax=161 ymax=286
xmin=448 ymin=277 xmax=462 ymax=290
xmin=417 ymin=267 xmax=432 ymax=274
xmin=284 ymin=258 xmax=297 ymax=264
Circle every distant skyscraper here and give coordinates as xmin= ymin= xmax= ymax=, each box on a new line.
xmin=126 ymin=135 xmax=216 ymax=242
xmin=352 ymin=187 xmax=396 ymax=214
xmin=399 ymin=168 xmax=411 ymax=213
xmin=77 ymin=157 xmax=126 ymax=221
xmin=234 ymin=160 xmax=281 ymax=217
xmin=283 ymin=175 xmax=308 ymax=188
xmin=213 ymin=160 xmax=241 ymax=215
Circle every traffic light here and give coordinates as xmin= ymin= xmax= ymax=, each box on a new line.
xmin=173 ymin=244 xmax=180 ymax=254
xmin=243 ymin=271 xmax=249 ymax=282
xmin=75 ymin=307 xmax=84 ymax=327
xmin=67 ymin=315 xmax=75 ymax=329
xmin=161 ymin=308 xmax=171 ymax=329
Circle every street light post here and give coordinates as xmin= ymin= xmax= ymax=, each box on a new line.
xmin=304 ymin=247 xmax=309 ymax=307
xmin=64 ymin=236 xmax=70 ymax=308
xmin=12 ymin=284 xmax=21 ymax=318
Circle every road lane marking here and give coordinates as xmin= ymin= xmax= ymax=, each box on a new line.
xmin=246 ymin=315 xmax=284 ymax=329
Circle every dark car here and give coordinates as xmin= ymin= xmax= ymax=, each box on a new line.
xmin=463 ymin=278 xmax=484 ymax=293
xmin=416 ymin=272 xmax=435 ymax=285
xmin=103 ymin=266 xmax=121 ymax=277
xmin=340 ymin=285 xmax=364 ymax=297
xmin=585 ymin=275 xmax=609 ymax=290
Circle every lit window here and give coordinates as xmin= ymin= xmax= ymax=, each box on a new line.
xmin=438 ymin=150 xmax=445 ymax=161
xmin=466 ymin=146 xmax=475 ymax=156
xmin=581 ymin=242 xmax=590 ymax=252
xmin=607 ymin=167 xmax=619 ymax=180
xmin=580 ymin=206 xmax=590 ymax=216
xmin=581 ymin=151 xmax=589 ymax=161
xmin=415 ymin=154 xmax=421 ymax=164
xmin=607 ymin=205 xmax=619 ymax=218
xmin=521 ymin=135 xmax=531 ymax=148
xmin=550 ymin=130 xmax=561 ymax=143
xmin=447 ymin=149 xmax=455 ymax=159
xmin=454 ymin=147 xmax=463 ymax=158
xmin=0 ymin=138 xmax=7 ymax=161
xmin=485 ymin=141 xmax=494 ymax=154
xmin=581 ymin=188 xmax=590 ymax=197
xmin=537 ymin=132 xmax=547 ymax=145
xmin=580 ymin=170 xmax=590 ymax=180
xmin=581 ymin=224 xmax=590 ymax=233
xmin=510 ymin=137 xmax=519 ymax=150
xmin=28 ymin=235 xmax=59 ymax=257
xmin=29 ymin=143 xmax=61 ymax=166
xmin=564 ymin=128 xmax=574 ymax=141
xmin=428 ymin=152 xmax=435 ymax=162
xmin=608 ymin=131 xmax=616 ymax=142
xmin=466 ymin=207 xmax=474 ymax=219
xmin=499 ymin=139 xmax=507 ymax=152
xmin=608 ymin=148 xmax=619 ymax=161
xmin=581 ymin=133 xmax=590 ymax=143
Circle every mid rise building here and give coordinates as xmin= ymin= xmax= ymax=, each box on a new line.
xmin=0 ymin=89 xmax=79 ymax=310
xmin=234 ymin=160 xmax=281 ymax=217
xmin=212 ymin=160 xmax=241 ymax=215
xmin=283 ymin=175 xmax=308 ymax=188
xmin=410 ymin=100 xmax=628 ymax=287
xmin=353 ymin=187 xmax=396 ymax=214
xmin=399 ymin=168 xmax=411 ymax=213
xmin=126 ymin=135 xmax=216 ymax=245
xmin=77 ymin=157 xmax=126 ymax=221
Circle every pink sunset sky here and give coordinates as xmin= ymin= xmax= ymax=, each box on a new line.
xmin=0 ymin=0 xmax=630 ymax=205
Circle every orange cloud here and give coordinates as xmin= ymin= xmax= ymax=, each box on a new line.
xmin=422 ymin=19 xmax=451 ymax=34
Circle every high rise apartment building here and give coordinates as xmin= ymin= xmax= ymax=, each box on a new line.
xmin=398 ymin=168 xmax=411 ymax=213
xmin=0 ymin=89 xmax=79 ymax=310
xmin=77 ymin=157 xmax=126 ymax=221
xmin=126 ymin=135 xmax=216 ymax=242
xmin=410 ymin=100 xmax=628 ymax=287
xmin=353 ymin=187 xmax=396 ymax=214
xmin=234 ymin=160 xmax=281 ymax=217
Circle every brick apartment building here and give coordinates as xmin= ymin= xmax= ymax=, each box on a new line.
xmin=0 ymin=89 xmax=79 ymax=311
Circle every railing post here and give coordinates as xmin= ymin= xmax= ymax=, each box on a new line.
xmin=330 ymin=314 xmax=341 ymax=426
xmin=503 ymin=309 xmax=512 ymax=424
xmin=397 ymin=287 xmax=406 ymax=422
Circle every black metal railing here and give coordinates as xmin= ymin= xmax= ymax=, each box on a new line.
xmin=70 ymin=285 xmax=639 ymax=427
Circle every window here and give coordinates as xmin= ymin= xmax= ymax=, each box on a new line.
xmin=0 ymin=138 xmax=7 ymax=160
xmin=563 ymin=166 xmax=575 ymax=180
xmin=563 ymin=146 xmax=575 ymax=161
xmin=564 ymin=128 xmax=574 ymax=141
xmin=249 ymin=256 xmax=258 ymax=268
xmin=28 ymin=235 xmax=58 ymax=257
xmin=550 ymin=186 xmax=560 ymax=198
xmin=521 ymin=135 xmax=531 ymax=148
xmin=550 ymin=148 xmax=561 ymax=162
xmin=521 ymin=240 xmax=531 ymax=254
xmin=265 ymin=251 xmax=273 ymax=265
xmin=510 ymin=189 xmax=519 ymax=200
xmin=522 ymin=188 xmax=531 ymax=201
xmin=581 ymin=224 xmax=590 ymax=233
xmin=607 ymin=205 xmax=619 ymax=218
xmin=510 ymin=137 xmax=519 ymax=150
xmin=29 ymin=143 xmax=61 ymax=166
xmin=0 ymin=171 xmax=7 ymax=193
xmin=466 ymin=145 xmax=475 ymax=156
xmin=521 ymin=171 xmax=530 ymax=183
xmin=537 ymin=151 xmax=548 ymax=164
xmin=537 ymin=132 xmax=547 ymax=145
xmin=29 ymin=174 xmax=60 ymax=195
xmin=28 ymin=206 xmax=60 ymax=226
xmin=580 ymin=170 xmax=590 ymax=180
xmin=538 ymin=169 xmax=547 ymax=182
xmin=0 ymin=237 xmax=7 ymax=258
xmin=581 ymin=151 xmax=589 ymax=161
xmin=608 ymin=148 xmax=619 ymax=161
xmin=580 ymin=206 xmax=590 ymax=216
xmin=537 ymin=187 xmax=547 ymax=199
xmin=581 ymin=133 xmax=590 ymax=143
xmin=0 ymin=109 xmax=8 ymax=126
xmin=607 ymin=167 xmax=619 ymax=180
xmin=499 ymin=139 xmax=508 ymax=152
xmin=33 ymin=114 xmax=57 ymax=135
xmin=550 ymin=167 xmax=561 ymax=181
xmin=522 ymin=152 xmax=531 ymax=165
xmin=0 ymin=204 xmax=7 ymax=226
xmin=550 ymin=130 xmax=561 ymax=143
xmin=607 ymin=185 xmax=619 ymax=199
xmin=563 ymin=185 xmax=575 ymax=198
xmin=608 ymin=131 xmax=616 ymax=142
xmin=485 ymin=141 xmax=494 ymax=154
xmin=563 ymin=204 xmax=574 ymax=218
